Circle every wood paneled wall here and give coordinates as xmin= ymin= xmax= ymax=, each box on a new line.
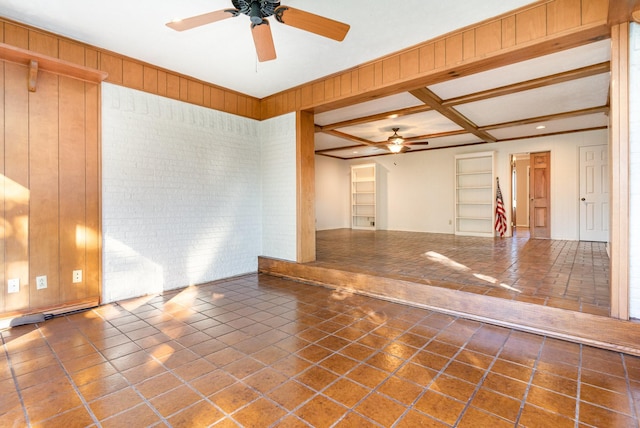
xmin=1 ymin=57 xmax=101 ymax=315
xmin=0 ymin=18 xmax=262 ymax=120
xmin=261 ymin=0 xmax=610 ymax=119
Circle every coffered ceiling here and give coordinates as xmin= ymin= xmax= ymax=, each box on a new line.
xmin=315 ymin=39 xmax=611 ymax=159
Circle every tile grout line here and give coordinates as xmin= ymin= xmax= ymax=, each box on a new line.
xmin=513 ymin=335 xmax=546 ymax=426
xmin=621 ymin=354 xmax=639 ymax=422
xmin=0 ymin=330 xmax=30 ymax=426
xmin=68 ymin=306 xmax=175 ymax=426
xmin=108 ymin=303 xmax=256 ymax=426
xmin=118 ymin=297 xmax=309 ymax=426
xmin=450 ymin=328 xmax=515 ymax=427
xmin=331 ymin=309 xmax=454 ymax=427
xmin=389 ymin=316 xmax=488 ymax=427
xmin=574 ymin=344 xmax=583 ymax=428
xmin=267 ymin=304 xmax=446 ymax=427
xmin=33 ymin=320 xmax=102 ymax=427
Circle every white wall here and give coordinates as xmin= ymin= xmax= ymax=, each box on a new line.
xmin=629 ymin=22 xmax=640 ymax=318
xmin=316 ymin=129 xmax=607 ymax=240
xmin=315 ymin=155 xmax=350 ymax=230
xmin=102 ymin=84 xmax=296 ymax=303
xmin=261 ymin=113 xmax=297 ymax=260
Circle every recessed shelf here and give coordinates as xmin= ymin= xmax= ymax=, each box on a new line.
xmin=352 ymin=164 xmax=376 ymax=230
xmin=455 ymin=152 xmax=496 ymax=238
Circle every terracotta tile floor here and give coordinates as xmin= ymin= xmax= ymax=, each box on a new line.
xmin=312 ymin=229 xmax=610 ymax=316
xmin=2 ymin=274 xmax=638 ymax=427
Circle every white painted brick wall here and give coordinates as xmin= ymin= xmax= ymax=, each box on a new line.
xmin=629 ymin=23 xmax=640 ymax=318
xmin=102 ymin=83 xmax=276 ymax=303
xmin=261 ymin=113 xmax=297 ymax=261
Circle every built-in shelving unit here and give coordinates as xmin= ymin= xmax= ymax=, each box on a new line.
xmin=351 ymin=163 xmax=376 ymax=230
xmin=455 ymin=152 xmax=496 ymax=237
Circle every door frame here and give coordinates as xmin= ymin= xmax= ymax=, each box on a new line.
xmin=529 ymin=151 xmax=551 ymax=239
xmin=579 ymin=144 xmax=609 ymax=242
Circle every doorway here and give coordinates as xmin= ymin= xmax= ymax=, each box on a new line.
xmin=511 ymin=154 xmax=531 ymax=235
xmin=579 ymin=144 xmax=609 ymax=242
xmin=530 ymin=151 xmax=551 ymax=239
xmin=510 ymin=151 xmax=551 ymax=239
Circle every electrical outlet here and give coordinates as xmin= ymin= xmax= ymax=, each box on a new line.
xmin=8 ymin=278 xmax=19 ymax=294
xmin=36 ymin=275 xmax=48 ymax=290
xmin=72 ymin=270 xmax=82 ymax=283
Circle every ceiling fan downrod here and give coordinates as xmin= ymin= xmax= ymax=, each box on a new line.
xmin=233 ymin=0 xmax=281 ymax=25
xmin=249 ymin=1 xmax=263 ymax=25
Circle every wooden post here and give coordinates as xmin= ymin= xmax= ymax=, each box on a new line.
xmin=296 ymin=110 xmax=316 ymax=263
xmin=609 ymin=23 xmax=630 ymax=320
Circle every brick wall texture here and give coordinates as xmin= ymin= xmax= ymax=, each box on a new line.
xmin=102 ymin=83 xmax=295 ymax=303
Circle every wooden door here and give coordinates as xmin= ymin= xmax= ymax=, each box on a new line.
xmin=579 ymin=145 xmax=608 ymax=242
xmin=529 ymin=151 xmax=551 ymax=239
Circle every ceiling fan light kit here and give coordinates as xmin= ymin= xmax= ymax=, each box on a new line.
xmin=380 ymin=127 xmax=427 ymax=154
xmin=166 ymin=0 xmax=350 ymax=62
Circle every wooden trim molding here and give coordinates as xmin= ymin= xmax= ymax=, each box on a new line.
xmin=609 ymin=23 xmax=630 ymax=320
xmin=0 ymin=42 xmax=107 ymax=83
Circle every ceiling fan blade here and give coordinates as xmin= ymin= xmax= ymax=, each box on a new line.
xmin=275 ymin=6 xmax=350 ymax=41
xmin=252 ymin=21 xmax=276 ymax=62
xmin=405 ymin=141 xmax=429 ymax=146
xmin=166 ymin=9 xmax=237 ymax=31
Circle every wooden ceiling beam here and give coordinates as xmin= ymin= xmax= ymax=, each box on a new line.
xmin=409 ymin=87 xmax=497 ymax=143
xmin=322 ymin=129 xmax=378 ymax=146
xmin=496 ymin=126 xmax=608 ymax=142
xmin=479 ymin=106 xmax=610 ymax=131
xmin=318 ymin=129 xmax=468 ymax=150
xmin=442 ymin=62 xmax=610 ymax=107
xmin=317 ymin=104 xmax=432 ymax=131
xmin=315 ymin=144 xmax=364 ymax=154
xmin=401 ymin=129 xmax=468 ymax=143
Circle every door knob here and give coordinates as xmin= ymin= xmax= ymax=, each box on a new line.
xmin=581 ymin=198 xmax=586 ymax=201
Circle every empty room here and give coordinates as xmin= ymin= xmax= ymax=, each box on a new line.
xmin=1 ymin=1 xmax=640 ymax=426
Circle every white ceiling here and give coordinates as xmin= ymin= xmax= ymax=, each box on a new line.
xmin=0 ymin=0 xmax=536 ymax=98
xmin=0 ymin=1 xmax=612 ymax=159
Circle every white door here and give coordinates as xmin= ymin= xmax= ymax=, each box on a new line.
xmin=579 ymin=145 xmax=608 ymax=242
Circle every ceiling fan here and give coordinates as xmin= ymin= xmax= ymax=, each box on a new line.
xmin=378 ymin=128 xmax=429 ymax=154
xmin=166 ymin=0 xmax=350 ymax=62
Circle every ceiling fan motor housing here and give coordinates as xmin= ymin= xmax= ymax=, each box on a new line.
xmin=232 ymin=0 xmax=281 ymax=24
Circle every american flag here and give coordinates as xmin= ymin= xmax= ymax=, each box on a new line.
xmin=495 ymin=178 xmax=507 ymax=237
